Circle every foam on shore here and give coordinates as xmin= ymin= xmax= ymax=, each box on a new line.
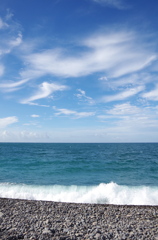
xmin=0 ymin=182 xmax=158 ymax=205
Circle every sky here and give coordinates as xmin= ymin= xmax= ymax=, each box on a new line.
xmin=0 ymin=0 xmax=158 ymax=142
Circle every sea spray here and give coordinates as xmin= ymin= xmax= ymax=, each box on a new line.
xmin=0 ymin=182 xmax=158 ymax=205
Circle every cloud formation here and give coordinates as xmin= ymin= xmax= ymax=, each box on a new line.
xmin=0 ymin=19 xmax=22 ymax=57
xmin=0 ymin=14 xmax=23 ymax=88
xmin=106 ymin=102 xmax=140 ymax=115
xmin=0 ymin=17 xmax=8 ymax=29
xmin=53 ymin=107 xmax=95 ymax=119
xmin=20 ymin=31 xmax=156 ymax=81
xmin=31 ymin=114 xmax=40 ymax=118
xmin=0 ymin=116 xmax=18 ymax=128
xmin=21 ymin=82 xmax=68 ymax=104
xmin=142 ymin=84 xmax=158 ymax=101
xmin=100 ymin=85 xmax=144 ymax=102
xmin=0 ymin=78 xmax=29 ymax=92
xmin=75 ymin=89 xmax=95 ymax=105
xmin=99 ymin=73 xmax=153 ymax=90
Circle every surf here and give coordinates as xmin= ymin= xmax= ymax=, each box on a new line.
xmin=0 ymin=182 xmax=158 ymax=205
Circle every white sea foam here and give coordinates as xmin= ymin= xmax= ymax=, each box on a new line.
xmin=0 ymin=182 xmax=158 ymax=205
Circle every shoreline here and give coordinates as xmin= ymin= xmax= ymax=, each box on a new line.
xmin=0 ymin=198 xmax=158 ymax=240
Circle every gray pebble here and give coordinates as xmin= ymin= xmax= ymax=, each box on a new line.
xmin=0 ymin=198 xmax=158 ymax=240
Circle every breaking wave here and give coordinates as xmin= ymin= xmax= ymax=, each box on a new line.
xmin=0 ymin=182 xmax=158 ymax=205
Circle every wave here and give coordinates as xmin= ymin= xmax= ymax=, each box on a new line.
xmin=0 ymin=182 xmax=158 ymax=205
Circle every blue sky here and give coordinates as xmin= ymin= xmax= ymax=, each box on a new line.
xmin=0 ymin=0 xmax=158 ymax=142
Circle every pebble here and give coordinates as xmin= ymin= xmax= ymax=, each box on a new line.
xmin=0 ymin=211 xmax=3 ymax=218
xmin=0 ymin=198 xmax=158 ymax=239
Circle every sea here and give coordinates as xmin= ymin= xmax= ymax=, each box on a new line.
xmin=0 ymin=143 xmax=158 ymax=205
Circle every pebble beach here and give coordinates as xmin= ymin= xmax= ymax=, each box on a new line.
xmin=0 ymin=198 xmax=158 ymax=240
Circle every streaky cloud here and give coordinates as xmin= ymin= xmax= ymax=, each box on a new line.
xmin=106 ymin=102 xmax=141 ymax=115
xmin=142 ymin=84 xmax=158 ymax=101
xmin=0 ymin=17 xmax=8 ymax=29
xmin=0 ymin=78 xmax=30 ymax=92
xmin=75 ymin=89 xmax=95 ymax=105
xmin=20 ymin=30 xmax=156 ymax=80
xmin=100 ymin=85 xmax=145 ymax=103
xmin=0 ymin=116 xmax=18 ymax=128
xmin=53 ymin=106 xmax=95 ymax=119
xmin=21 ymin=82 xmax=68 ymax=104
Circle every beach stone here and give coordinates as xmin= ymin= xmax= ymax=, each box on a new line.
xmin=42 ymin=227 xmax=52 ymax=235
xmin=0 ymin=211 xmax=3 ymax=217
xmin=95 ymin=233 xmax=101 ymax=239
xmin=0 ymin=198 xmax=158 ymax=240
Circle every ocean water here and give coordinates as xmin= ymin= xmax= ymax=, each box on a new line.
xmin=0 ymin=143 xmax=158 ymax=205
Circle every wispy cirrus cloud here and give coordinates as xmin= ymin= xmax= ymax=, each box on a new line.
xmin=0 ymin=78 xmax=29 ymax=92
xmin=106 ymin=102 xmax=141 ymax=115
xmin=99 ymin=73 xmax=153 ymax=90
xmin=100 ymin=85 xmax=144 ymax=103
xmin=21 ymin=82 xmax=68 ymax=105
xmin=0 ymin=14 xmax=22 ymax=80
xmin=98 ymin=102 xmax=141 ymax=120
xmin=75 ymin=89 xmax=95 ymax=105
xmin=20 ymin=31 xmax=156 ymax=81
xmin=0 ymin=116 xmax=18 ymax=128
xmin=53 ymin=106 xmax=95 ymax=119
xmin=9 ymin=33 xmax=22 ymax=48
xmin=142 ymin=84 xmax=158 ymax=101
xmin=0 ymin=17 xmax=8 ymax=29
xmin=0 ymin=21 xmax=22 ymax=56
xmin=98 ymin=103 xmax=158 ymax=138
xmin=0 ymin=65 xmax=4 ymax=77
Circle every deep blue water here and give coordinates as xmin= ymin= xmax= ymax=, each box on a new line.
xmin=0 ymin=143 xmax=158 ymax=205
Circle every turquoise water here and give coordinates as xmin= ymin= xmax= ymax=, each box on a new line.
xmin=0 ymin=143 xmax=158 ymax=205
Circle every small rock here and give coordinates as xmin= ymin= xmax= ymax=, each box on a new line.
xmin=0 ymin=212 xmax=3 ymax=217
xmin=50 ymin=228 xmax=56 ymax=234
xmin=42 ymin=227 xmax=52 ymax=235
xmin=92 ymin=221 xmax=97 ymax=225
xmin=95 ymin=233 xmax=101 ymax=239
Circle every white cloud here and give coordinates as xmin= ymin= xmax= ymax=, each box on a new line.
xmin=0 ymin=19 xmax=22 ymax=57
xmin=0 ymin=130 xmax=50 ymax=142
xmin=106 ymin=103 xmax=140 ymax=115
xmin=20 ymin=31 xmax=156 ymax=80
xmin=5 ymin=10 xmax=14 ymax=21
xmin=1 ymin=120 xmax=158 ymax=142
xmin=0 ymin=18 xmax=8 ymax=29
xmin=53 ymin=107 xmax=95 ymax=119
xmin=111 ymin=55 xmax=156 ymax=78
xmin=0 ymin=14 xmax=23 ymax=94
xmin=0 ymin=116 xmax=18 ymax=128
xmin=0 ymin=78 xmax=29 ymax=92
xmin=97 ymin=103 xmax=158 ymax=142
xmin=100 ymin=73 xmax=153 ymax=90
xmin=21 ymin=82 xmax=68 ymax=104
xmin=9 ymin=33 xmax=22 ymax=48
xmin=99 ymin=76 xmax=108 ymax=81
xmin=0 ymin=65 xmax=4 ymax=76
xmin=142 ymin=84 xmax=158 ymax=101
xmin=101 ymin=85 xmax=144 ymax=102
xmin=31 ymin=114 xmax=40 ymax=118
xmin=75 ymin=89 xmax=95 ymax=105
